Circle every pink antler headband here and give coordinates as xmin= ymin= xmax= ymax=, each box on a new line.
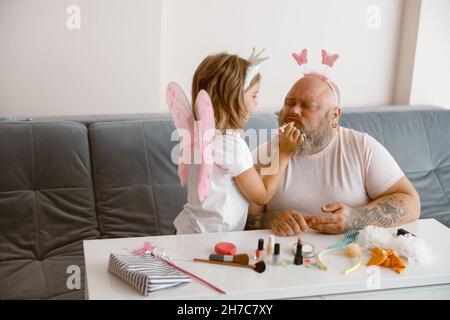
xmin=291 ymin=49 xmax=340 ymax=105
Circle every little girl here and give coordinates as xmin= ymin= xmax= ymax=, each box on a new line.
xmin=174 ymin=52 xmax=303 ymax=234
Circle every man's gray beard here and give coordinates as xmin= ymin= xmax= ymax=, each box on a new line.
xmin=294 ymin=122 xmax=335 ymax=156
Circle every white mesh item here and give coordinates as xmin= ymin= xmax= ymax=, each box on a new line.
xmin=355 ymin=226 xmax=433 ymax=266
xmin=395 ymin=234 xmax=433 ymax=266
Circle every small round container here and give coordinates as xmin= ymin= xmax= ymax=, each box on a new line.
xmin=301 ymin=243 xmax=317 ymax=268
xmin=291 ymin=242 xmax=317 ymax=268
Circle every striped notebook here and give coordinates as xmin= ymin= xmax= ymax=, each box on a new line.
xmin=108 ymin=253 xmax=191 ymax=295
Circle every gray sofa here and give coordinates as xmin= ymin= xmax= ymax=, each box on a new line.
xmin=1 ymin=106 xmax=449 ymax=299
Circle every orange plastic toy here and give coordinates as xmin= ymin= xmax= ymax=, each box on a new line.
xmin=366 ymin=247 xmax=406 ymax=274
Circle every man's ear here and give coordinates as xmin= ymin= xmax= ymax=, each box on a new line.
xmin=331 ymin=106 xmax=341 ymax=122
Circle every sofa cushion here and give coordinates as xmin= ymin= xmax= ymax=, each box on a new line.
xmin=88 ymin=112 xmax=279 ymax=237
xmin=340 ymin=106 xmax=450 ymax=226
xmin=89 ymin=120 xmax=181 ymax=237
xmin=0 ymin=122 xmax=99 ymax=299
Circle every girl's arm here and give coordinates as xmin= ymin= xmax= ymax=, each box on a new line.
xmin=235 ymin=123 xmax=302 ymax=206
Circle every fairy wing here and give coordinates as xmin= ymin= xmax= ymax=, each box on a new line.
xmin=166 ymin=82 xmax=194 ymax=186
xmin=194 ymin=90 xmax=215 ymax=201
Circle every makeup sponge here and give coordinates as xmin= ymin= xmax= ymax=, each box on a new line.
xmin=214 ymin=242 xmax=237 ymax=255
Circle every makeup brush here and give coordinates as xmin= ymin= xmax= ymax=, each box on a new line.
xmin=277 ymin=122 xmax=307 ymax=141
xmin=193 ymin=258 xmax=266 ymax=273
xmin=209 ymin=254 xmax=249 ymax=265
xmin=277 ymin=122 xmax=293 ymax=135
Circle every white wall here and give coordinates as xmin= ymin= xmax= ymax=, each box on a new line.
xmin=410 ymin=0 xmax=450 ymax=108
xmin=0 ymin=0 xmax=423 ymax=117
xmin=161 ymin=0 xmax=404 ymax=111
xmin=0 ymin=0 xmax=162 ymax=117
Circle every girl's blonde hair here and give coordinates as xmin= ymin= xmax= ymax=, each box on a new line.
xmin=191 ymin=52 xmax=260 ymax=131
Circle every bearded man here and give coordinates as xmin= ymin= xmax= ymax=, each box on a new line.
xmin=246 ymin=73 xmax=421 ymax=235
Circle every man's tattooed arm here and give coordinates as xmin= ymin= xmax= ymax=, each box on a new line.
xmin=344 ymin=194 xmax=416 ymax=231
xmin=245 ymin=211 xmax=275 ymax=230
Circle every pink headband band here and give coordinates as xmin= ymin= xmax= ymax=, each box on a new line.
xmin=303 ymin=72 xmax=340 ymax=106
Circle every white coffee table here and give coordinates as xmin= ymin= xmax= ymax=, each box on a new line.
xmin=83 ymin=218 xmax=450 ymax=299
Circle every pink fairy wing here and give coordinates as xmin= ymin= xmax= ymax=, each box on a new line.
xmin=194 ymin=90 xmax=215 ymax=201
xmin=166 ymin=82 xmax=194 ymax=186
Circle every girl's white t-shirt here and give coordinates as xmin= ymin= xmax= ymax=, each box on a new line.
xmin=174 ymin=131 xmax=254 ymax=234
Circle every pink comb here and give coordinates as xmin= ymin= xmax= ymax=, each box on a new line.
xmin=321 ymin=49 xmax=339 ymax=67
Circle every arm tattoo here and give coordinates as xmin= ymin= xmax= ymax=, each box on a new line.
xmin=245 ymin=213 xmax=263 ymax=230
xmin=345 ymin=196 xmax=407 ymax=230
xmin=245 ymin=211 xmax=275 ymax=230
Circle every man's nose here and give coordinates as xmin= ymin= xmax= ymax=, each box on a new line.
xmin=291 ymin=104 xmax=302 ymax=115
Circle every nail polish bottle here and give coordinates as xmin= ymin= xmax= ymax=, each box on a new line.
xmin=254 ymin=238 xmax=264 ymax=261
xmin=272 ymin=243 xmax=281 ymax=265
xmin=267 ymin=235 xmax=275 ymax=258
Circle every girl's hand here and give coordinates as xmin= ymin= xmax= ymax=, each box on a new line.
xmin=279 ymin=122 xmax=303 ymax=156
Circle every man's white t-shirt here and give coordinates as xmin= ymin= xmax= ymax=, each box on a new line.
xmin=174 ymin=131 xmax=254 ymax=234
xmin=253 ymin=127 xmax=405 ymax=215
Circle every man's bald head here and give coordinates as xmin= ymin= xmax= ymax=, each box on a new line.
xmin=289 ymin=74 xmax=340 ymax=110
